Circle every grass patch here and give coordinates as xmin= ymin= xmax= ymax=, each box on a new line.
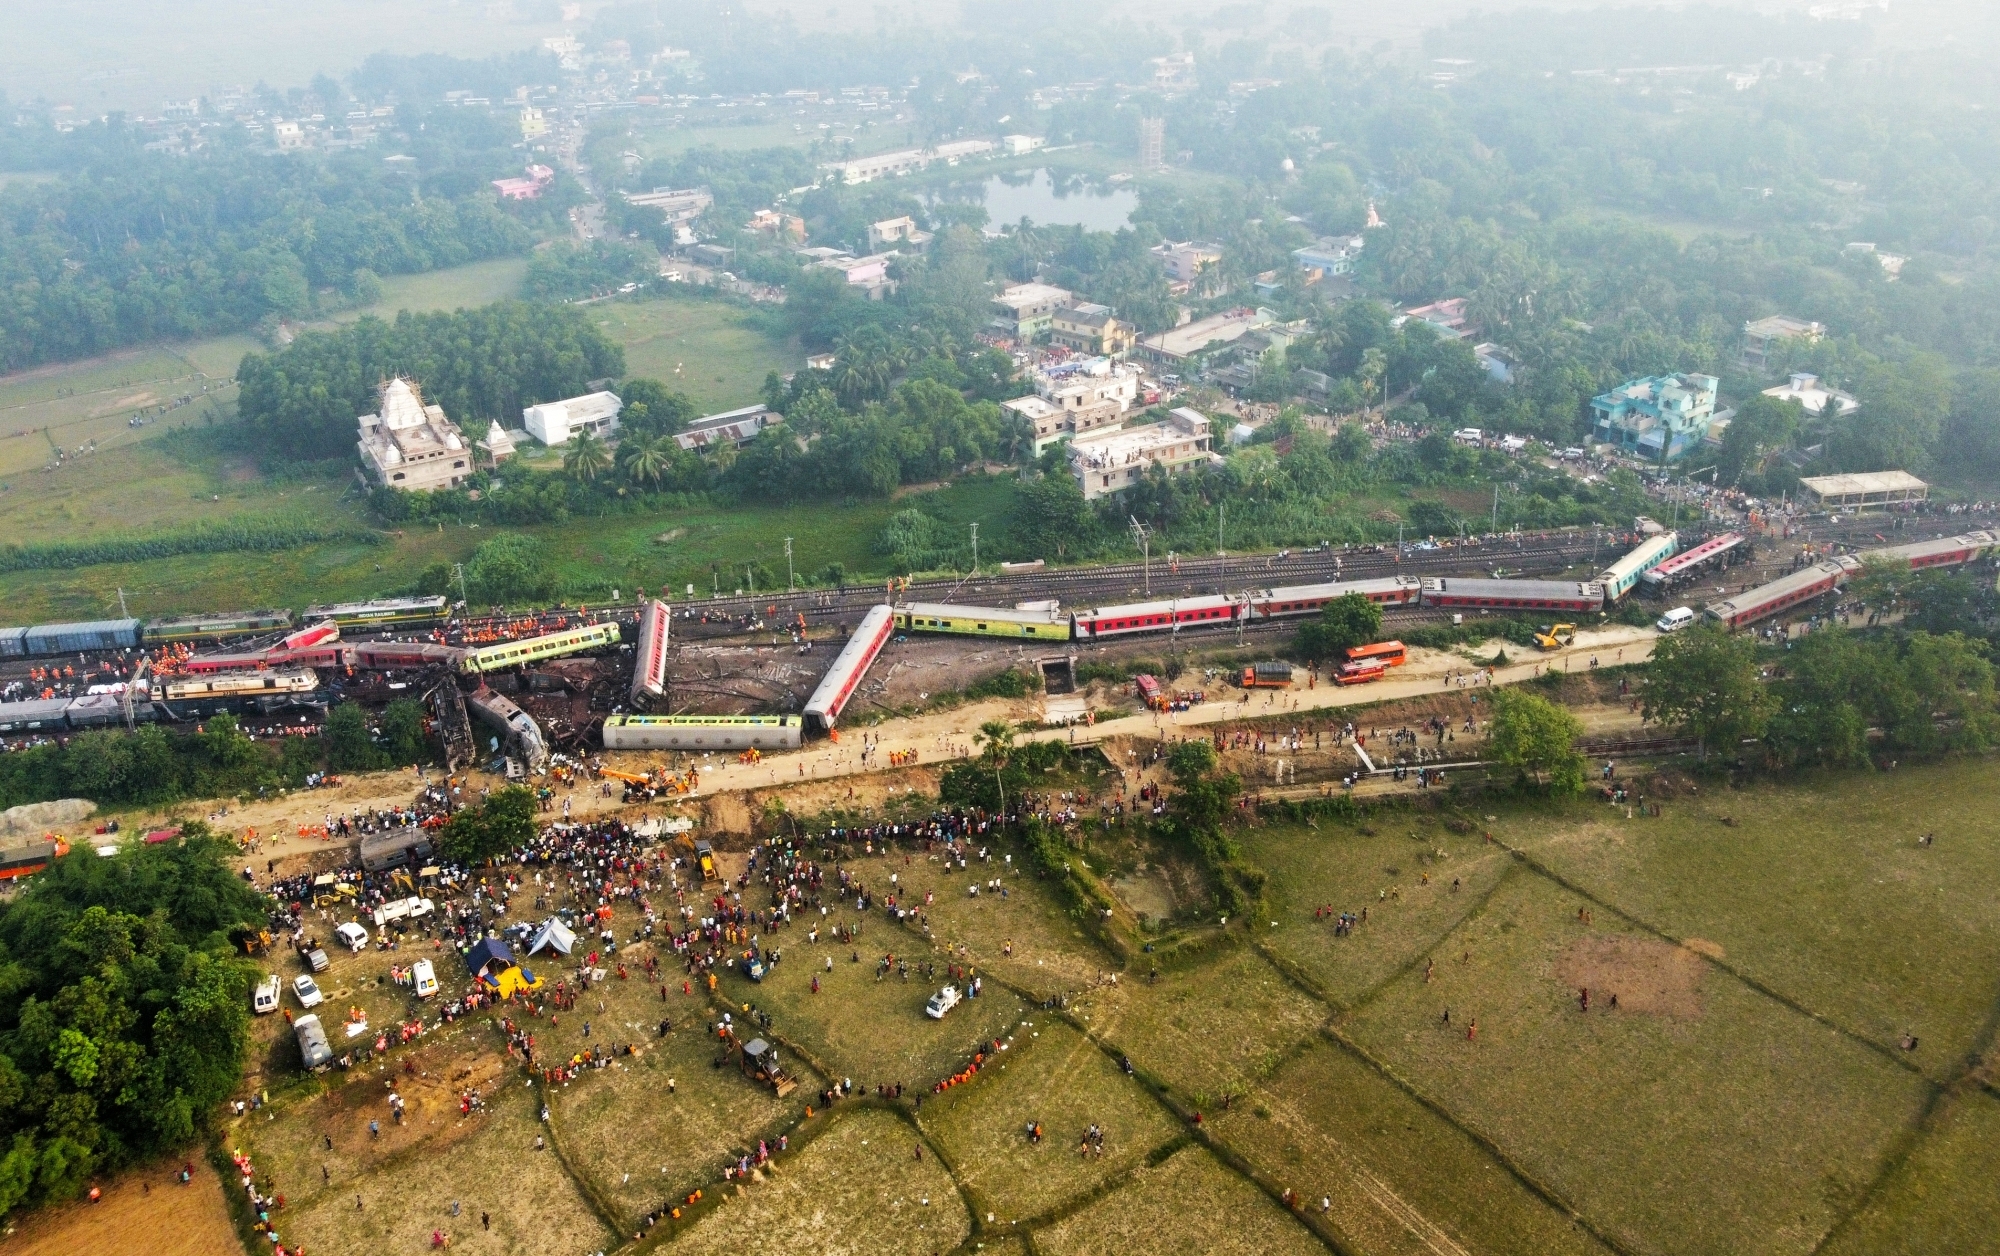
xmin=587 ymin=297 xmax=800 ymax=412
xmin=1210 ymin=1036 xmax=1615 ymax=1256
xmin=923 ymin=1019 xmax=1182 ymax=1222
xmin=1819 ymin=1088 xmax=2000 ymax=1256
xmin=541 ymin=952 xmax=820 ymax=1229
xmin=1034 ymin=1143 xmax=1323 ymax=1256
xmin=1340 ymin=868 xmax=1930 ymax=1256
xmin=711 ymin=930 xmax=1027 ymax=1090
xmin=339 ymin=257 xmax=530 ymax=323
xmin=1502 ymin=757 xmax=2000 ymax=1074
xmin=657 ymin=1106 xmax=969 ymax=1254
xmin=263 ymin=1061 xmax=615 ymax=1256
xmin=1080 ymin=946 xmax=1327 ymax=1106
xmin=1243 ymin=817 xmax=1516 ymax=1007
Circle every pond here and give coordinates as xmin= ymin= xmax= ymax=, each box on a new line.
xmin=934 ymin=168 xmax=1138 ymax=233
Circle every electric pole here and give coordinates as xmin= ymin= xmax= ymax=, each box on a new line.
xmin=452 ymin=563 xmax=470 ymax=608
xmin=969 ymin=522 xmax=979 ymax=574
xmin=785 ymin=536 xmax=794 ymax=591
xmin=1217 ymin=502 xmax=1225 ymax=556
xmin=1129 ymin=516 xmax=1152 ymax=596
xmin=1491 ymin=485 xmax=1499 ymax=535
xmin=116 ymin=587 xmax=128 ymax=618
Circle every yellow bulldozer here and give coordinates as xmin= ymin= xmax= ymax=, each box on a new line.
xmin=1533 ymin=623 xmax=1576 ymax=651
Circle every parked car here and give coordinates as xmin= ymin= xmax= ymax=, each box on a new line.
xmin=335 ymin=921 xmax=369 ymax=952
xmin=253 ymin=974 xmax=282 ymax=1015
xmin=292 ymin=974 xmax=324 ymax=1009
xmin=294 ymin=1014 xmax=332 ymax=1070
xmin=305 ymin=947 xmax=330 ymax=973
xmin=924 ymin=985 xmax=962 ymax=1019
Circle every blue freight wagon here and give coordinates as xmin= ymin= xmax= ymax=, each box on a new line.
xmin=23 ymin=619 xmax=142 ymax=655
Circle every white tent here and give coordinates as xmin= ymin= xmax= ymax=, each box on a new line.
xmin=528 ymin=918 xmax=577 ymax=956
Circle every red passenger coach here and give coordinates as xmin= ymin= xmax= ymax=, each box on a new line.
xmin=804 ymin=605 xmax=895 ymax=731
xmin=1704 ymin=556 xmax=1861 ymax=630
xmin=631 ymin=599 xmax=670 ymax=706
xmin=182 ymin=650 xmax=273 ymax=674
xmin=1419 ymin=578 xmax=1607 ymax=613
xmin=351 ymin=641 xmax=463 ymax=670
xmin=1857 ymin=530 xmax=1996 ymax=572
xmin=1071 ymin=595 xmax=1240 ymax=639
xmin=283 ymin=621 xmax=340 ymax=651
xmin=269 ymin=642 xmax=356 ymax=669
xmin=1244 ymin=576 xmax=1423 ymax=620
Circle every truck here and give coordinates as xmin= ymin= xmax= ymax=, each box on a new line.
xmin=1239 ymin=661 xmax=1294 ymax=689
xmin=1334 ymin=660 xmax=1389 ymax=687
xmin=925 ymin=984 xmax=962 ymax=1019
xmin=1134 ymin=674 xmax=1166 ymax=710
xmin=372 ymin=896 xmax=437 ymax=928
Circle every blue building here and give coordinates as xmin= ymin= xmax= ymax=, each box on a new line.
xmin=1590 ymin=373 xmax=1719 ymax=462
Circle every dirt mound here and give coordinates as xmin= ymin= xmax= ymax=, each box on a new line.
xmin=1555 ymin=933 xmax=1707 ymax=1019
xmin=0 ymin=797 xmax=96 ymax=842
xmin=1645 ymin=771 xmax=1700 ymax=799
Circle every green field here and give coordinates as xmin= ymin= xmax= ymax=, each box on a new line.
xmin=586 ymin=298 xmax=801 ymax=413
xmin=206 ymin=755 xmax=2000 ymax=1256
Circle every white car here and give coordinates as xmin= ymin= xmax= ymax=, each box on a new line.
xmin=924 ymin=985 xmax=962 ymax=1020
xmin=412 ymin=959 xmax=439 ymax=999
xmin=1656 ymin=606 xmax=1697 ymax=633
xmin=335 ymin=922 xmax=369 ymax=952
xmin=253 ymin=974 xmax=282 ymax=1015
xmin=292 ymin=974 xmax=325 ymax=1009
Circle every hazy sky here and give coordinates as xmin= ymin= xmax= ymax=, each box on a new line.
xmin=3 ymin=0 xmax=1993 ymax=113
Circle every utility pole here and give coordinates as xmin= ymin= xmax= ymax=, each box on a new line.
xmin=116 ymin=587 xmax=128 ymax=618
xmin=1217 ymin=503 xmax=1225 ymax=556
xmin=1129 ymin=516 xmax=1152 ymax=596
xmin=785 ymin=537 xmax=794 ymax=591
xmin=1491 ymin=485 xmax=1500 ymax=535
xmin=969 ymin=522 xmax=979 ymax=574
xmin=453 ymin=563 xmax=470 ymax=608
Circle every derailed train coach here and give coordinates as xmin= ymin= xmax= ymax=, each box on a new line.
xmin=601 ymin=714 xmax=802 ymax=752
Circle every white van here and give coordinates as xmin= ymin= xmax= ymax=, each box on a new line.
xmin=294 ymin=1014 xmax=333 ymax=1070
xmin=253 ymin=974 xmax=282 ymax=1015
xmin=1656 ymin=606 xmax=1697 ymax=633
xmin=412 ymin=959 xmax=439 ymax=999
xmin=335 ymin=921 xmax=370 ymax=952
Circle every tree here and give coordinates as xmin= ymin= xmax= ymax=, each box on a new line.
xmin=1640 ymin=624 xmax=1771 ymax=758
xmin=1008 ymin=472 xmax=1096 ymax=562
xmin=438 ymin=786 xmax=538 ymax=864
xmin=618 ymin=434 xmax=675 ymax=489
xmin=324 ymin=703 xmax=387 ymax=771
xmin=1487 ymin=688 xmax=1587 ymax=792
xmin=976 ymin=720 xmax=1015 ymax=810
xmin=0 ymin=825 xmax=263 ymax=1217
xmin=379 ymin=699 xmax=430 ymax=766
xmin=1158 ymin=741 xmax=1248 ymax=913
xmin=563 ymin=429 xmax=613 ymax=484
xmin=1297 ymin=592 xmax=1385 ymax=662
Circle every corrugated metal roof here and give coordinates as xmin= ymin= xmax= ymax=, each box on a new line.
xmin=26 ymin=618 xmax=139 ymax=636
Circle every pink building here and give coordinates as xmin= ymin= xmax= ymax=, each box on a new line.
xmin=493 ymin=164 xmax=556 ymax=200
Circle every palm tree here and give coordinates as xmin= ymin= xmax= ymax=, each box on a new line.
xmin=563 ymin=429 xmax=612 ymax=484
xmin=619 ymin=434 xmax=673 ymax=489
xmin=976 ymin=719 xmax=1015 ymax=811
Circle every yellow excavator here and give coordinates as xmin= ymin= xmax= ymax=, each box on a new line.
xmin=1534 ymin=623 xmax=1576 ymax=651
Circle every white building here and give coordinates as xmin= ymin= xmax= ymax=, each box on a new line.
xmin=356 ymin=378 xmax=474 ymax=491
xmin=1069 ymin=407 xmax=1216 ymax=501
xmin=1761 ymin=372 xmax=1859 ymax=416
xmin=522 ymin=392 xmax=624 ymax=446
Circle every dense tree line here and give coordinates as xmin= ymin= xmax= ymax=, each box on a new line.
xmin=0 ymin=112 xmax=544 ymax=372
xmin=0 ymin=827 xmax=266 ymax=1217
xmin=523 ymin=239 xmax=658 ymax=301
xmin=0 ymin=704 xmax=430 ymax=813
xmin=0 ymin=518 xmax=379 ymax=574
xmin=236 ymin=302 xmax=627 ymax=459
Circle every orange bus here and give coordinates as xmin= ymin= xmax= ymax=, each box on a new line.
xmin=1344 ymin=640 xmax=1408 ymax=668
xmin=1334 ymin=660 xmax=1389 ymax=686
